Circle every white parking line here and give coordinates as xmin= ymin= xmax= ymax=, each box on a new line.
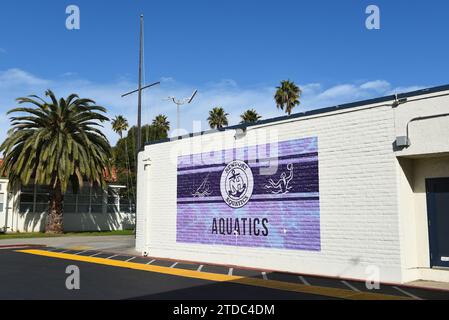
xmin=299 ymin=276 xmax=311 ymax=286
xmin=342 ymin=281 xmax=361 ymax=292
xmin=90 ymin=252 xmax=102 ymax=257
xmin=126 ymin=257 xmax=136 ymax=262
xmin=170 ymin=262 xmax=178 ymax=268
xmin=228 ymin=268 xmax=233 ymax=276
xmin=393 ymin=286 xmax=421 ymax=300
xmin=197 ymin=265 xmax=204 ymax=272
xmin=75 ymin=250 xmax=89 ymax=255
xmin=146 ymin=259 xmax=156 ymax=265
xmin=262 ymin=272 xmax=268 ymax=280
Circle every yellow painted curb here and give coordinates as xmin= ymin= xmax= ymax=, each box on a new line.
xmin=17 ymin=249 xmax=412 ymax=300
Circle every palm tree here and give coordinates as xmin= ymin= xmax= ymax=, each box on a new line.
xmin=111 ymin=115 xmax=134 ymax=209
xmin=274 ymin=80 xmax=302 ymax=115
xmin=240 ymin=109 xmax=262 ymax=124
xmin=0 ymin=90 xmax=112 ymax=234
xmin=152 ymin=114 xmax=170 ymax=135
xmin=111 ymin=115 xmax=129 ymax=139
xmin=208 ymin=107 xmax=229 ymax=129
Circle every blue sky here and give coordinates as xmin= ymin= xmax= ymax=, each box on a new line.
xmin=1 ymin=0 xmax=449 ymax=144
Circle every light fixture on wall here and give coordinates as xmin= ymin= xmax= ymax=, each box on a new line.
xmin=395 ymin=136 xmax=411 ymax=149
xmin=392 ymin=94 xmax=408 ymax=108
xmin=143 ymin=158 xmax=152 ymax=171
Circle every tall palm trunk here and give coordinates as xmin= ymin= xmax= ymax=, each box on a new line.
xmin=46 ymin=183 xmax=64 ymax=234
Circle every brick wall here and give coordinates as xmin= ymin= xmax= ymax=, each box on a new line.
xmin=136 ymin=103 xmax=403 ymax=282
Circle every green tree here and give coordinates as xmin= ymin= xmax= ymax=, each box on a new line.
xmin=0 ymin=90 xmax=112 ymax=234
xmin=274 ymin=80 xmax=302 ymax=115
xmin=113 ymin=124 xmax=168 ymax=187
xmin=152 ymin=114 xmax=170 ymax=135
xmin=240 ymin=109 xmax=262 ymax=124
xmin=208 ymin=107 xmax=229 ymax=129
xmin=111 ymin=115 xmax=134 ymax=205
xmin=111 ymin=115 xmax=129 ymax=139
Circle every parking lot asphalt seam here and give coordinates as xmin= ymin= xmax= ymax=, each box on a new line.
xmin=16 ymin=249 xmax=412 ymax=301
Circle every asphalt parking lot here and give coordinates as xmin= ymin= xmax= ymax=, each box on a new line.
xmin=0 ymin=246 xmax=335 ymax=300
xmin=1 ymin=245 xmax=449 ymax=300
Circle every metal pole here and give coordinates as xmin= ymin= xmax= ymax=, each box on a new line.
xmin=137 ymin=14 xmax=143 ymax=154
xmin=177 ymin=104 xmax=180 ymax=132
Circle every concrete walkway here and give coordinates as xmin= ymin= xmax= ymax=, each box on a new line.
xmin=0 ymin=235 xmax=137 ymax=254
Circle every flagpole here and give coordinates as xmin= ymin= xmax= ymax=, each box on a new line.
xmin=137 ymin=14 xmax=143 ymax=155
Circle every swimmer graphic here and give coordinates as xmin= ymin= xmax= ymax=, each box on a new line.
xmin=264 ymin=163 xmax=294 ymax=194
xmin=192 ymin=174 xmax=212 ymax=198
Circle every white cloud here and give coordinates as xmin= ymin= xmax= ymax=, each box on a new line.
xmin=0 ymin=69 xmax=49 ymax=88
xmin=0 ymin=68 xmax=425 ymax=150
xmin=360 ymin=80 xmax=391 ymax=92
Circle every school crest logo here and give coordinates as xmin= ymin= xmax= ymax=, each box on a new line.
xmin=220 ymin=160 xmax=254 ymax=209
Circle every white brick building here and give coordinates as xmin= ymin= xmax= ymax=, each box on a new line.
xmin=136 ymin=84 xmax=449 ymax=284
xmin=0 ymin=181 xmax=135 ymax=233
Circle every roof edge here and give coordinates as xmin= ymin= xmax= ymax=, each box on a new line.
xmin=142 ymin=83 xmax=449 ymax=149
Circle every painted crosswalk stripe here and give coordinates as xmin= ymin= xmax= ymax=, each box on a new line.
xmin=342 ymin=281 xmax=361 ymax=292
xmin=299 ymin=276 xmax=310 ymax=286
xmin=393 ymin=286 xmax=421 ymax=300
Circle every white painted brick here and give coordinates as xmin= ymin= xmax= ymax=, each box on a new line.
xmin=137 ymin=103 xmax=404 ymax=282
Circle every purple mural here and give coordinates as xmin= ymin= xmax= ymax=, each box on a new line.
xmin=177 ymin=137 xmax=321 ymax=251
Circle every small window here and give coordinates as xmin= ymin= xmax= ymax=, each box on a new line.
xmin=20 ymin=193 xmax=34 ymax=203
xmin=0 ymin=193 xmax=4 ymax=212
xmin=91 ymin=205 xmax=103 ymax=214
xmin=63 ymin=204 xmax=77 ymax=213
xmin=19 ymin=203 xmax=33 ymax=214
xmin=34 ymin=203 xmax=48 ymax=214
xmin=21 ymin=185 xmax=34 ymax=193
